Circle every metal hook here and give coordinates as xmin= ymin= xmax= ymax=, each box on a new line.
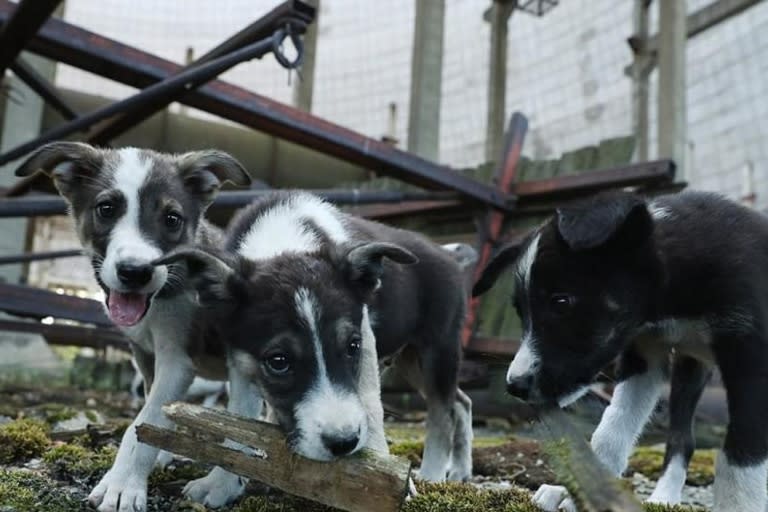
xmin=272 ymin=22 xmax=304 ymax=70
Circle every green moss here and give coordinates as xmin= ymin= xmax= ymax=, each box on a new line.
xmin=403 ymin=481 xmax=539 ymax=512
xmin=42 ymin=442 xmax=115 ymax=483
xmin=390 ymin=440 xmax=424 ymax=465
xmin=232 ymin=494 xmax=339 ymax=512
xmin=36 ymin=403 xmax=78 ymax=424
xmin=149 ymin=462 xmax=209 ymax=486
xmin=84 ymin=409 xmax=99 ymax=423
xmin=643 ymin=504 xmax=705 ymax=512
xmin=0 ymin=469 xmax=81 ymax=512
xmin=628 ymin=447 xmax=716 ymax=486
xmin=0 ymin=418 xmax=50 ymax=463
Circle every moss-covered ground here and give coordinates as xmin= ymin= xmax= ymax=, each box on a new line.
xmin=0 ymin=387 xmax=714 ymax=511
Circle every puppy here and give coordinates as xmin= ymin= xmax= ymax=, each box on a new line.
xmin=15 ymin=142 xmax=251 ymax=512
xmin=473 ymin=190 xmax=768 ymax=512
xmin=157 ymin=191 xmax=474 ymax=483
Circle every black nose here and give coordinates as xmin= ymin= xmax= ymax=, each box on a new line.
xmin=506 ymin=374 xmax=533 ymax=400
xmin=117 ymin=262 xmax=153 ymax=287
xmin=322 ymin=433 xmax=360 ymax=457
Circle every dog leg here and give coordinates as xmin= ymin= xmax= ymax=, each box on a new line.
xmin=712 ymin=334 xmax=768 ymax=512
xmin=648 ymin=356 xmax=711 ymax=505
xmin=533 ymin=352 xmax=665 ymax=512
xmin=183 ymin=358 xmax=263 ymax=508
xmin=89 ymin=350 xmax=194 ymax=512
xmin=446 ymin=388 xmax=473 ymax=481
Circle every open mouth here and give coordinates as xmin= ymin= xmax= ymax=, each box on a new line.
xmin=105 ymin=291 xmax=153 ymax=327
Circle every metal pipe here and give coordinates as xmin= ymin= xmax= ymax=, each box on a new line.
xmin=0 ymin=248 xmax=83 ymax=265
xmin=0 ymin=189 xmax=461 ymax=218
xmin=10 ymin=58 xmax=78 ymax=120
xmin=0 ymin=0 xmax=62 ymax=77
xmin=0 ymin=2 xmax=513 ymax=209
xmin=0 ymin=28 xmax=297 ymax=167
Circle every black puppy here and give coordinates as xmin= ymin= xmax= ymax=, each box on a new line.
xmin=473 ymin=190 xmax=767 ymax=511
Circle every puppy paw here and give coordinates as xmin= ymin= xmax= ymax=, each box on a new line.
xmin=183 ymin=467 xmax=245 ymax=508
xmin=533 ymin=484 xmax=577 ymax=512
xmin=88 ymin=471 xmax=148 ymax=512
xmin=153 ymin=450 xmax=175 ymax=469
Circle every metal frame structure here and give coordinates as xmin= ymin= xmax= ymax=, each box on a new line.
xmin=0 ymin=0 xmax=678 ymax=362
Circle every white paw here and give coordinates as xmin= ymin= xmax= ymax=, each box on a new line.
xmin=89 ymin=471 xmax=148 ymax=512
xmin=416 ymin=462 xmax=447 ymax=482
xmin=533 ymin=484 xmax=577 ymax=512
xmin=446 ymin=458 xmax=472 ymax=482
xmin=183 ymin=467 xmax=245 ymax=508
xmin=154 ymin=450 xmax=175 ymax=469
xmin=646 ymin=493 xmax=682 ymax=506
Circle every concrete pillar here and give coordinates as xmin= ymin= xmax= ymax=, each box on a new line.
xmin=292 ymin=0 xmax=319 ymax=112
xmin=407 ymin=0 xmax=445 ymax=161
xmin=631 ymin=0 xmax=651 ymax=161
xmin=484 ymin=1 xmax=514 ymax=163
xmin=0 ymin=53 xmax=58 ymax=284
xmin=657 ymin=0 xmax=687 ymax=180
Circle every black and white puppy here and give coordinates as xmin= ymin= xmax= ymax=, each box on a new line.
xmin=473 ymin=190 xmax=768 ymax=512
xmin=15 ymin=142 xmax=251 ymax=512
xmin=158 ymin=192 xmax=474 ymax=484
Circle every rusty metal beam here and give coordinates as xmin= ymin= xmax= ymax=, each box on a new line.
xmin=0 ymin=189 xmax=462 ymax=218
xmin=9 ymin=57 xmax=77 ymax=120
xmin=87 ymin=0 xmax=315 ymax=146
xmin=0 ymin=0 xmax=62 ymax=78
xmin=0 ymin=1 xmax=512 ymax=210
xmin=0 ymin=28 xmax=295 ymax=168
xmin=0 ymin=248 xmax=82 ymax=265
xmin=0 ymin=282 xmax=110 ymax=326
xmin=0 ymin=318 xmax=128 ymax=350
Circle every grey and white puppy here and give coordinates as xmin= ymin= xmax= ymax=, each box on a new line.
xmin=158 ymin=192 xmax=474 ymax=485
xmin=15 ymin=142 xmax=251 ymax=512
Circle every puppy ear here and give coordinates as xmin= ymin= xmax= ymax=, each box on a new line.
xmin=152 ymin=247 xmax=251 ymax=305
xmin=556 ymin=193 xmax=653 ymax=251
xmin=345 ymin=242 xmax=418 ymax=292
xmin=472 ymin=244 xmax=521 ymax=297
xmin=177 ymin=150 xmax=252 ymax=205
xmin=14 ymin=142 xmax=103 ymax=199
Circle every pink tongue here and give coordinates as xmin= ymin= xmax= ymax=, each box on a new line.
xmin=107 ymin=292 xmax=149 ymax=326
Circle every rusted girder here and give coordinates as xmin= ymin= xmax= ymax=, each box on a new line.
xmin=0 ymin=0 xmax=62 ymax=78
xmin=0 ymin=282 xmax=110 ymax=326
xmin=9 ymin=57 xmax=78 ymax=120
xmin=0 ymin=1 xmax=513 ymax=210
xmin=0 ymin=319 xmax=129 ymax=351
xmin=0 ymin=189 xmax=462 ymax=218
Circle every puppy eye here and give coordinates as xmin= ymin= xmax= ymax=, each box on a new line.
xmin=550 ymin=293 xmax=575 ymax=314
xmin=264 ymin=354 xmax=291 ymax=375
xmin=165 ymin=212 xmax=183 ymax=230
xmin=347 ymin=335 xmax=362 ymax=357
xmin=95 ymin=202 xmax=116 ymax=220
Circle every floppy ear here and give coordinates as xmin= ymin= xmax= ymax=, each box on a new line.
xmin=472 ymin=244 xmax=521 ymax=297
xmin=556 ymin=193 xmax=653 ymax=251
xmin=152 ymin=247 xmax=251 ymax=305
xmin=345 ymin=242 xmax=418 ymax=292
xmin=14 ymin=141 xmax=103 ymax=199
xmin=177 ymin=150 xmax=252 ymax=205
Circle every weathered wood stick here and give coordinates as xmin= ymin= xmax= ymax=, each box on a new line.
xmin=534 ymin=408 xmax=643 ymax=512
xmin=135 ymin=402 xmax=411 ymax=512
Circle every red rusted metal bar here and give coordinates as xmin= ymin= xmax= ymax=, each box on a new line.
xmin=10 ymin=57 xmax=78 ymax=120
xmin=0 ymin=319 xmax=128 ymax=351
xmin=0 ymin=282 xmax=110 ymax=326
xmin=0 ymin=2 xmax=513 ymax=210
xmin=87 ymin=0 xmax=315 ymax=146
xmin=462 ymin=112 xmax=528 ymax=351
xmin=0 ymin=0 xmax=61 ymax=78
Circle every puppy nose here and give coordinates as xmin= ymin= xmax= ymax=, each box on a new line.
xmin=506 ymin=374 xmax=533 ymax=400
xmin=322 ymin=432 xmax=360 ymax=457
xmin=117 ymin=262 xmax=153 ymax=287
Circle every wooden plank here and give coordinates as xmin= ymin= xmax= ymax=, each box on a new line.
xmin=136 ymin=403 xmax=411 ymax=512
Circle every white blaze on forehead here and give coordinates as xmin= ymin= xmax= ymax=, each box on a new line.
xmin=239 ymin=193 xmax=349 ymax=260
xmin=515 ymin=232 xmax=540 ymax=289
xmin=291 ymin=287 xmax=368 ymax=460
xmin=100 ymin=148 xmax=166 ymax=292
xmin=506 ymin=335 xmax=539 ymax=383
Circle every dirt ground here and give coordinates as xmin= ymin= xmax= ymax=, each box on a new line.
xmin=0 ymin=385 xmax=711 ymax=512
